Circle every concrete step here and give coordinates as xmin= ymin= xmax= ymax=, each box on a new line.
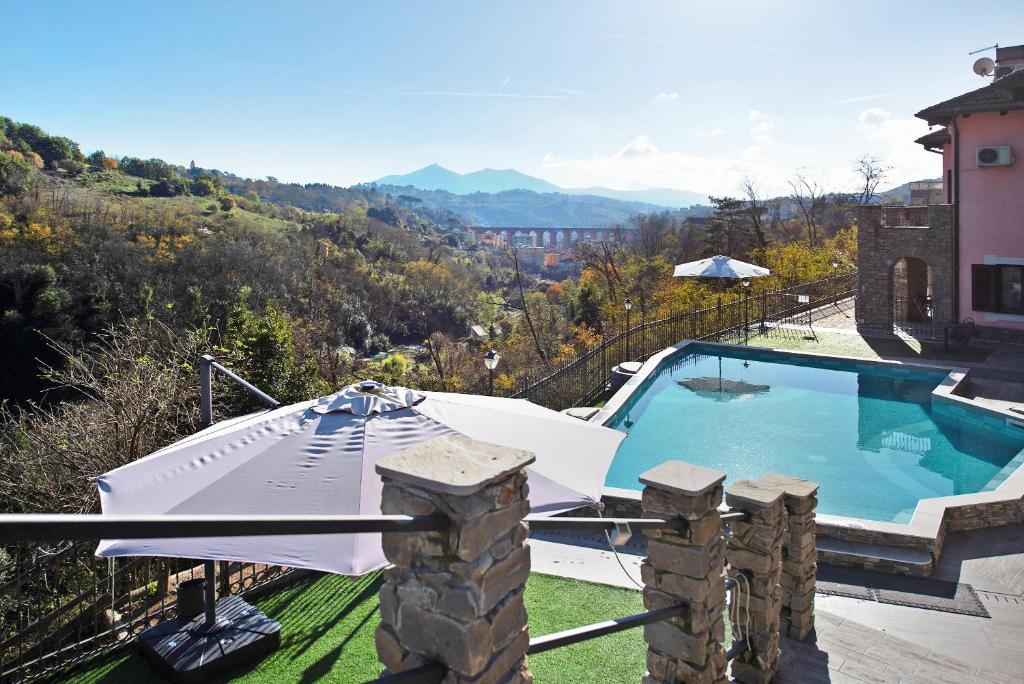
xmin=817 ymin=536 xmax=933 ymax=576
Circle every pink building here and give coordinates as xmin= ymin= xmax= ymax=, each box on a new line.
xmin=857 ymin=45 xmax=1024 ymax=339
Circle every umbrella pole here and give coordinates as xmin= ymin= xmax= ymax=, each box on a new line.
xmin=204 ymin=559 xmax=218 ymax=629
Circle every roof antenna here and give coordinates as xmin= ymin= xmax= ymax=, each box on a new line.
xmin=968 ymin=43 xmax=998 ymax=55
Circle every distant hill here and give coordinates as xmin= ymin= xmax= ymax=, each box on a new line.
xmin=373 ymin=184 xmax=671 ymax=227
xmin=377 ymin=164 xmax=561 ymax=194
xmin=374 ymin=165 xmax=707 ymax=208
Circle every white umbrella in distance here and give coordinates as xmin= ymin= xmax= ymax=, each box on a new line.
xmin=673 ymin=255 xmax=770 ymax=279
xmin=95 ymin=381 xmax=625 ymax=575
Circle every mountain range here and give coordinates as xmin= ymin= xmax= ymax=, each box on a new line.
xmin=375 ymin=164 xmax=709 ymax=209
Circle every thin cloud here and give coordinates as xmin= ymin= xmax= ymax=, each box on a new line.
xmin=824 ymin=92 xmax=896 ymax=106
xmin=605 ymin=33 xmax=797 ymax=55
xmin=338 ymin=90 xmax=576 ymax=100
xmin=655 ymin=92 xmax=679 ymax=101
xmin=694 ymin=127 xmax=725 ymax=139
xmin=551 ymin=86 xmax=584 ymax=96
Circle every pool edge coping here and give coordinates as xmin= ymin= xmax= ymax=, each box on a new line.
xmin=591 ymin=340 xmax=1024 ymax=562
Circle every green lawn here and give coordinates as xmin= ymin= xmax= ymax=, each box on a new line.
xmin=64 ymin=572 xmax=650 ymax=684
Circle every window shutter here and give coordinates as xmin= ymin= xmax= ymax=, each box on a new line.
xmin=972 ymin=264 xmax=997 ymax=312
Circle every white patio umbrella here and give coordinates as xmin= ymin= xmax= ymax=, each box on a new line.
xmin=94 ymin=381 xmax=625 ymax=575
xmin=672 ymin=255 xmax=770 ymax=280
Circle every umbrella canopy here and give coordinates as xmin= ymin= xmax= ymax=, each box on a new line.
xmin=95 ymin=381 xmax=624 ymax=575
xmin=672 ymin=255 xmax=770 ymax=279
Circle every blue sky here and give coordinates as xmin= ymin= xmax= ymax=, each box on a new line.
xmin=3 ymin=1 xmax=1020 ymax=195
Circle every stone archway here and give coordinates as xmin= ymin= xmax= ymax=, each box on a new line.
xmin=891 ymin=257 xmax=932 ymax=323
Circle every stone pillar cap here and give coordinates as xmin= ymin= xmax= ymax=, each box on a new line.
xmin=726 ymin=479 xmax=783 ymax=507
xmin=376 ymin=434 xmax=535 ymax=496
xmin=639 ymin=461 xmax=726 ymax=497
xmin=760 ymin=472 xmax=819 ymax=497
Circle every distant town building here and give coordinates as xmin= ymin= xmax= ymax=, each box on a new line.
xmin=509 ymin=233 xmax=536 ymax=248
xmin=469 ymin=325 xmax=488 ymax=341
xmin=908 ymin=181 xmax=943 ymax=206
xmin=544 ymin=252 xmax=562 ymax=268
xmin=515 ymin=245 xmax=545 ymax=268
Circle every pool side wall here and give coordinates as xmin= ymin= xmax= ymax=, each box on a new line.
xmin=592 ymin=341 xmax=1024 ymax=576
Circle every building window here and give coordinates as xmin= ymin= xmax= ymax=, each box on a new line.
xmin=973 ymin=264 xmax=1023 ymax=314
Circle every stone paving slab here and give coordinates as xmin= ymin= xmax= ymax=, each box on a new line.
xmin=769 ymin=610 xmax=1024 ymax=684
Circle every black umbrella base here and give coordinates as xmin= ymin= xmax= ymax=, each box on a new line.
xmin=139 ymin=596 xmax=281 ymax=683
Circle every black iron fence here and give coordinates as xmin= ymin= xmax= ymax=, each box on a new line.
xmin=506 ymin=272 xmax=856 ymax=410
xmin=0 ymin=541 xmax=293 ymax=683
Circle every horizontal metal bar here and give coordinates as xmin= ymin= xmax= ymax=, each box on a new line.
xmin=524 ymin=517 xmax=681 ymax=532
xmin=365 ymin=662 xmax=446 ymax=684
xmin=0 ymin=514 xmax=448 ymax=543
xmin=721 ymin=511 xmax=749 ymax=522
xmin=0 ymin=512 xmax=736 ymax=545
xmin=726 ymin=639 xmax=748 ymax=661
xmin=210 ymin=360 xmax=281 ymax=408
xmin=527 ymin=604 xmax=686 ymax=654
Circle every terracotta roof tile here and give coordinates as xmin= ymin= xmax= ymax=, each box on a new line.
xmin=916 ymin=69 xmax=1024 ymax=124
xmin=914 ymin=127 xmax=951 ymax=150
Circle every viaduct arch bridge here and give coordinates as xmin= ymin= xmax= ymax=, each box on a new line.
xmin=467 ymin=226 xmax=631 ymax=248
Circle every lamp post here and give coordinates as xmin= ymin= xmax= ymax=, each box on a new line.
xmin=624 ymin=298 xmax=633 ymax=360
xmin=831 ymin=261 xmax=840 ymax=305
xmin=742 ymin=280 xmax=750 ymax=344
xmin=484 ymin=349 xmax=500 ymax=396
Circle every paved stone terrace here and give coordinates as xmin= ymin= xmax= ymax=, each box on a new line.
xmin=530 ymin=521 xmax=1024 ymax=683
xmin=774 ymin=610 xmax=1022 ymax=684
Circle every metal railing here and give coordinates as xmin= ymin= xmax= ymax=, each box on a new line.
xmin=503 ymin=272 xmax=856 ymax=410
xmin=1 ymin=511 xmax=750 ymax=684
xmin=0 ymin=350 xmax=769 ymax=681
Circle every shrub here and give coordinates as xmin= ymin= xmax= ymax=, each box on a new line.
xmin=61 ymin=158 xmax=86 ymax=175
xmin=219 ymin=196 xmax=236 ymax=211
xmin=0 ymin=153 xmax=34 ymax=195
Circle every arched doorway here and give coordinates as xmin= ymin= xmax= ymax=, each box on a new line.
xmin=891 ymin=257 xmax=932 ymax=327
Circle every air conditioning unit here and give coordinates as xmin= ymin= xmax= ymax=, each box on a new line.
xmin=976 ymin=145 xmax=1014 ymax=167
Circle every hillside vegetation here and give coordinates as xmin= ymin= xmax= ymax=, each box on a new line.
xmin=0 ymin=115 xmax=857 ymax=518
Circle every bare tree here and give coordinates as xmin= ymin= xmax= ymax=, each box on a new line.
xmin=629 ymin=211 xmax=674 ymax=259
xmin=786 ymin=169 xmax=826 ymax=247
xmin=501 ymin=245 xmax=547 ymax=364
xmin=739 ymin=178 xmax=770 ymax=248
xmin=853 ymin=155 xmax=891 ymax=205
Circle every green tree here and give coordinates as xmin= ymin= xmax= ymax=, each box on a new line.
xmin=0 ymin=265 xmax=73 ymax=403
xmin=219 ymin=289 xmax=326 ymax=408
xmin=0 ymin=153 xmax=34 ymax=195
xmin=572 ymin=279 xmax=604 ymax=332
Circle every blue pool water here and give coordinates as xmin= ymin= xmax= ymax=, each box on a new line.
xmin=606 ymin=346 xmax=1024 ymax=522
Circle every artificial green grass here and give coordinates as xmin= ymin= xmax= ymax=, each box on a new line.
xmin=63 ymin=572 xmax=650 ymax=684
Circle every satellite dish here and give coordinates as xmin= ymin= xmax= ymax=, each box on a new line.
xmin=973 ymin=57 xmax=995 ymax=77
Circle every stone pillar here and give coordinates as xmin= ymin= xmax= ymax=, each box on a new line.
xmin=639 ymin=461 xmax=728 ymax=684
xmin=725 ymin=480 xmax=785 ymax=684
xmin=760 ymin=473 xmax=818 ymax=641
xmin=375 ymin=435 xmax=534 ymax=684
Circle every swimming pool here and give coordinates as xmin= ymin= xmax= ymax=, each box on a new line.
xmin=604 ymin=345 xmax=1024 ymax=523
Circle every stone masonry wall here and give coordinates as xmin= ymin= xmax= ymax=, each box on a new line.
xmin=856 ymin=204 xmax=954 ymax=330
xmin=724 ymin=480 xmax=786 ymax=684
xmin=375 ymin=435 xmax=534 ymax=684
xmin=639 ymin=461 xmax=729 ymax=684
